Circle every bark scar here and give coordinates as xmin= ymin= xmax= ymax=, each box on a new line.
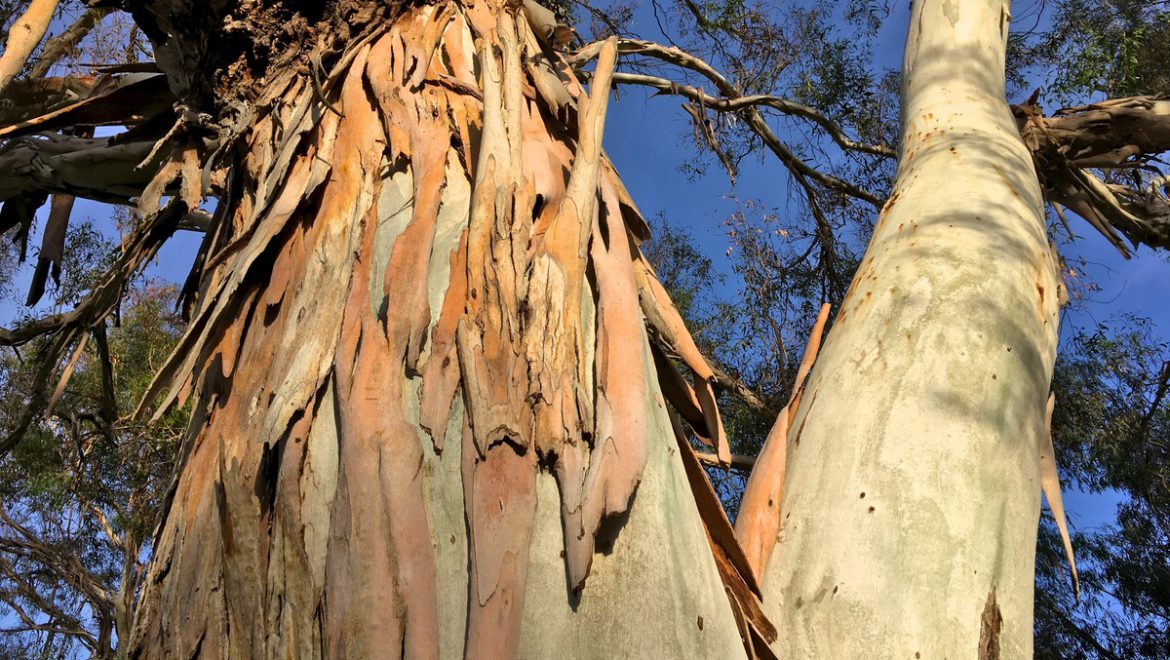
xmin=978 ymin=586 xmax=1002 ymax=660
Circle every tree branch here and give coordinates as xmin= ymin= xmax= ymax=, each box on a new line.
xmin=707 ymin=361 xmax=772 ymax=417
xmin=696 ymin=451 xmax=756 ymax=471
xmin=0 ymin=0 xmax=61 ymax=97
xmin=572 ymin=39 xmax=886 ymax=206
xmin=0 ymin=508 xmax=116 ymax=612
xmin=0 ymin=133 xmax=161 ymax=204
xmin=0 ymin=201 xmax=185 ymax=456
xmin=1016 ymin=94 xmax=1170 ymax=254
xmin=609 ymin=71 xmax=895 ymax=159
xmin=27 ymin=8 xmax=115 ymax=79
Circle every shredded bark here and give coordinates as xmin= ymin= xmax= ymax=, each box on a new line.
xmin=1 ymin=1 xmax=772 ymax=656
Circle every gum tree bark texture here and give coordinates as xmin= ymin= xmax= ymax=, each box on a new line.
xmin=128 ymin=3 xmax=744 ymax=658
xmin=762 ymin=0 xmax=1061 ymax=657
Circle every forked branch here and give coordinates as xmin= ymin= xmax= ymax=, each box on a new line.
xmin=572 ymin=38 xmax=889 ymax=206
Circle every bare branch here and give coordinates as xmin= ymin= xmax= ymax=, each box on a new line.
xmin=710 ymin=368 xmax=770 ymax=416
xmin=27 ymin=8 xmax=115 ymax=79
xmin=573 ymin=39 xmax=887 ymax=206
xmin=86 ymin=505 xmax=125 ymax=553
xmin=0 ymin=508 xmax=116 ymax=612
xmin=0 ymin=133 xmax=161 ymax=204
xmin=696 ymin=451 xmax=756 ymax=471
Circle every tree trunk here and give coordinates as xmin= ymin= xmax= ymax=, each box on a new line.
xmin=129 ymin=3 xmax=744 ymax=658
xmin=762 ymin=0 xmax=1060 ymax=656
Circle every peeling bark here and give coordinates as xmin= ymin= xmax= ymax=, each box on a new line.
xmin=734 ymin=303 xmax=829 ymax=579
xmin=128 ymin=2 xmax=751 ymax=657
xmin=1016 ymin=95 xmax=1170 ymax=254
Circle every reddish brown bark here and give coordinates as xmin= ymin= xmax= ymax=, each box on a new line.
xmin=126 ymin=2 xmax=764 ymax=657
xmin=734 ymin=303 xmax=830 ymax=578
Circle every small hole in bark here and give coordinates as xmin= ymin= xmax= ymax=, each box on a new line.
xmin=697 ymin=616 xmax=704 ymax=630
xmin=992 ymin=373 xmax=997 ymax=380
xmin=860 ymin=492 xmax=866 ymax=498
xmin=833 ymin=585 xmax=838 ymax=594
xmin=868 ymin=506 xmax=875 ymax=513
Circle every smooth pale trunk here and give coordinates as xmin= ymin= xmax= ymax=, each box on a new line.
xmin=0 ymin=0 xmax=60 ymax=96
xmin=763 ymin=0 xmax=1059 ymax=657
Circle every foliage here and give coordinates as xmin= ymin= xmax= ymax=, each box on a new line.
xmin=0 ymin=224 xmax=185 ymax=657
xmin=1034 ymin=320 xmax=1170 ymax=658
xmin=1012 ymin=0 xmax=1170 ymax=102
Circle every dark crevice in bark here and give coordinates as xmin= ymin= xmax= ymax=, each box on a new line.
xmin=255 ymin=436 xmax=286 ymax=518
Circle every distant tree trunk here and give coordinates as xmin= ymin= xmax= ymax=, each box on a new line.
xmin=762 ymin=0 xmax=1060 ymax=656
xmin=129 ymin=2 xmax=744 ymax=657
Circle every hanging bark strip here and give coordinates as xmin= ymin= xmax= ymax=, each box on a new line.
xmin=457 ymin=8 xmax=532 ymax=456
xmin=670 ymin=412 xmax=778 ymax=660
xmin=1039 ymin=393 xmax=1079 ymax=600
xmin=524 ymin=36 xmax=616 ymax=462
xmin=456 ymin=12 xmax=544 ymax=652
xmin=26 ymin=192 xmax=76 ymax=307
xmin=634 ymin=254 xmax=731 ymax=463
xmin=735 ymin=303 xmax=830 ymax=579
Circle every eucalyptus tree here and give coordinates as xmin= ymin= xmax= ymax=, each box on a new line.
xmin=1 ymin=0 xmax=1168 ymax=657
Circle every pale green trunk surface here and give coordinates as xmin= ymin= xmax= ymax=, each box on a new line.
xmin=763 ymin=0 xmax=1060 ymax=657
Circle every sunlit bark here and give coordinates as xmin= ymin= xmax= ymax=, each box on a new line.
xmin=761 ymin=0 xmax=1061 ymax=656
xmin=0 ymin=0 xmax=60 ymax=96
xmin=128 ymin=3 xmax=746 ymax=657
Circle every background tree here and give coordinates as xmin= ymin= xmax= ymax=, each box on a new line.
xmin=0 ymin=222 xmax=184 ymax=657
